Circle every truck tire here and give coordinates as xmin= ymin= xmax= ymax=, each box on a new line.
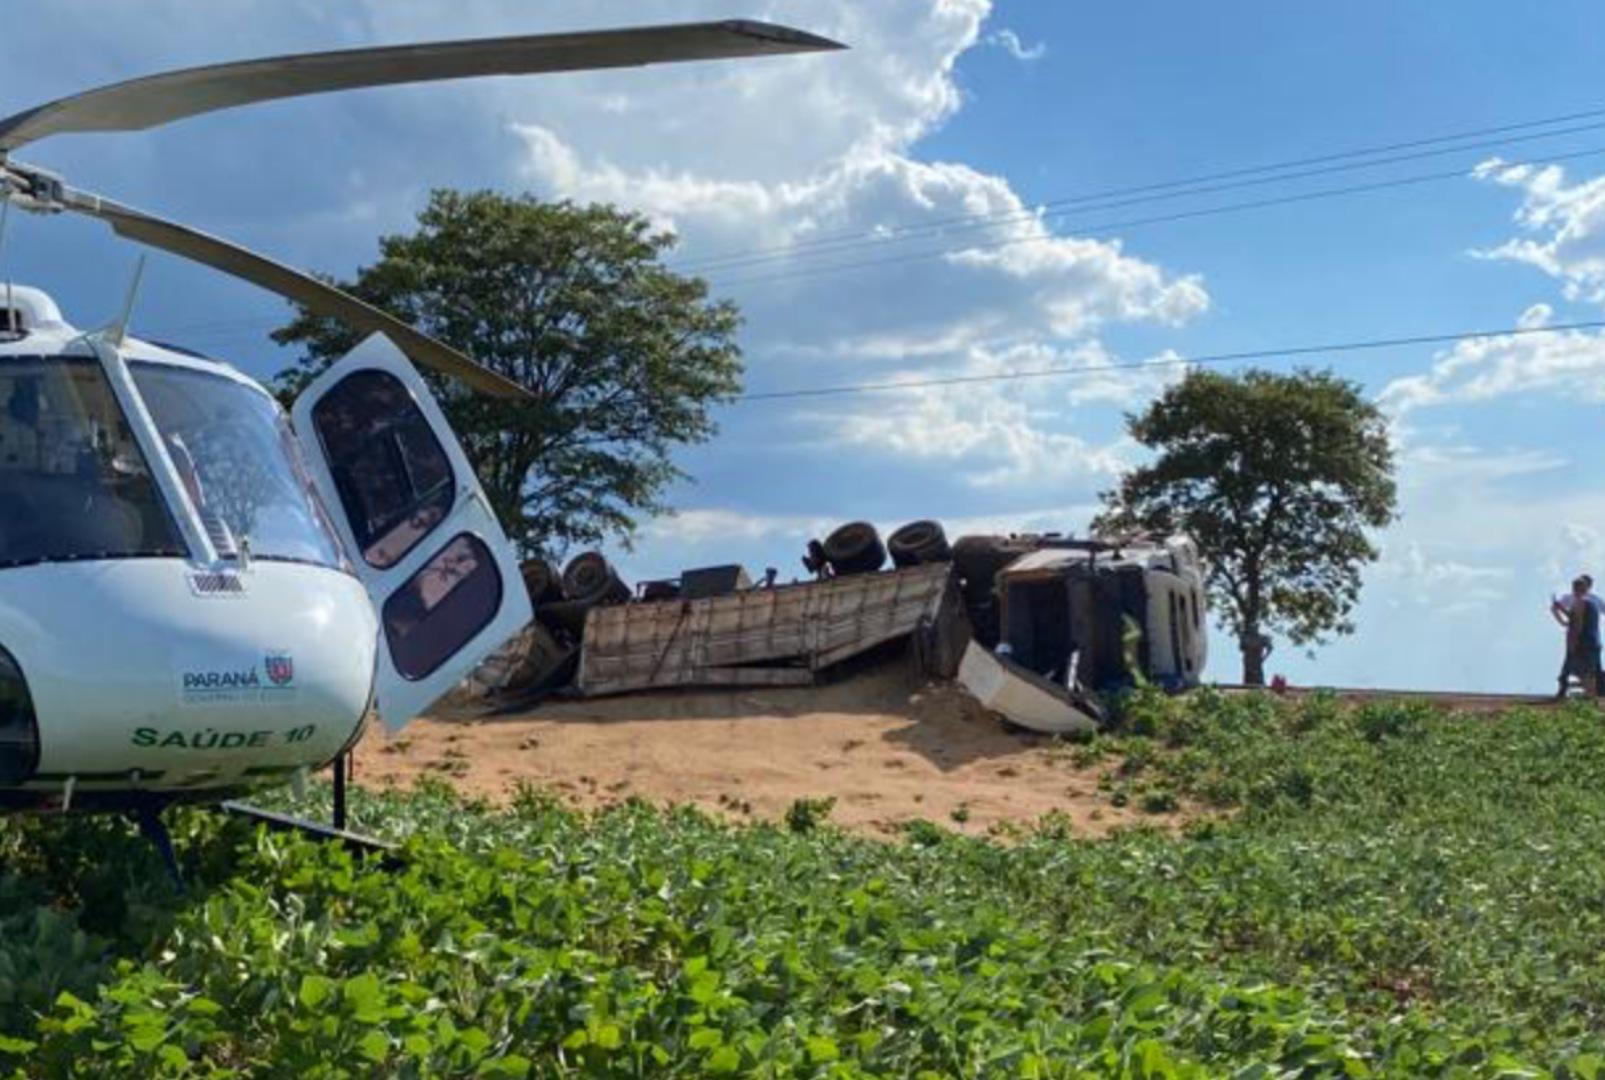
xmin=562 ymin=552 xmax=631 ymax=606
xmin=520 ymin=557 xmax=565 ymax=604
xmin=535 ymin=597 xmax=596 ymax=639
xmin=822 ymin=521 xmax=887 ymax=576
xmin=951 ymin=535 xmax=1025 ymax=603
xmin=888 ymin=520 xmax=950 ymax=567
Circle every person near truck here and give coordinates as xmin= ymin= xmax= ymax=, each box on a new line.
xmin=1553 ymin=575 xmax=1603 ymax=698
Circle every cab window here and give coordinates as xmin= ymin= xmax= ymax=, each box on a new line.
xmin=309 ymin=370 xmax=455 ymax=569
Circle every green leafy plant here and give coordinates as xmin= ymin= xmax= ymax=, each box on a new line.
xmin=783 ymin=795 xmax=836 ymax=833
xmin=4 ymin=696 xmax=1605 ymax=1076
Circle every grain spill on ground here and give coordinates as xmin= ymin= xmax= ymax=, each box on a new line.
xmin=352 ymin=659 xmax=1178 ymax=838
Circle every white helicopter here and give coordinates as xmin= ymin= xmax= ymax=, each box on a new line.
xmin=0 ymin=20 xmax=842 ymax=858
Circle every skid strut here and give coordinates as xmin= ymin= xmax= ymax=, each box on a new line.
xmin=220 ymin=754 xmax=398 ymax=865
xmin=332 ymin=749 xmax=348 ymax=830
xmin=135 ymin=805 xmax=184 ymax=892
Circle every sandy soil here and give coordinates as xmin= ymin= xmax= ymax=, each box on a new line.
xmin=351 ymin=659 xmax=1176 ymax=840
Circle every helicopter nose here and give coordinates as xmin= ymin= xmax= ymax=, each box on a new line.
xmin=0 ymin=559 xmax=378 ymax=791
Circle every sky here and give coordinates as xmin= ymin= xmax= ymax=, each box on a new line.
xmin=5 ymin=0 xmax=1605 ymax=693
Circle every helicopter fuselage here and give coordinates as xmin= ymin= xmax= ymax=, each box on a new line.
xmin=0 ymin=287 xmax=380 ymax=811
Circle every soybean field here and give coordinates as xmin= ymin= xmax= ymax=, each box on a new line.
xmin=4 ymin=690 xmax=1605 ymax=1077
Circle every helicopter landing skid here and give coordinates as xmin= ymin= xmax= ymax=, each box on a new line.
xmin=220 ymin=753 xmax=398 ymax=869
xmin=217 ymin=801 xmax=399 ymax=864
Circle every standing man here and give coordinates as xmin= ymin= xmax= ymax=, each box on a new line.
xmin=1550 ymin=574 xmax=1597 ymax=623
xmin=1554 ymin=576 xmax=1603 ymax=699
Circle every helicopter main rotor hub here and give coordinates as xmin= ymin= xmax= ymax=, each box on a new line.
xmin=0 ymin=159 xmax=67 ymax=215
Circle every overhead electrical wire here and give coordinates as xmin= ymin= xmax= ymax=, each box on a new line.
xmin=675 ymin=105 xmax=1605 ymax=274
xmin=156 ymin=135 xmax=1605 ymax=346
xmin=702 ymin=142 xmax=1605 ymax=290
xmin=733 ymin=318 xmax=1605 ymax=403
xmin=143 ymin=107 xmax=1605 ymax=343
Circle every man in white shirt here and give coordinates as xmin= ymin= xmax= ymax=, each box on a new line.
xmin=1552 ymin=575 xmax=1604 ymax=698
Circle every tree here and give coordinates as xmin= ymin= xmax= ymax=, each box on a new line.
xmin=273 ymin=189 xmax=743 ymax=556
xmin=1095 ymin=368 xmax=1397 ymax=685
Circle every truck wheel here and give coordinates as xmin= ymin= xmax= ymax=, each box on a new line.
xmin=951 ymin=535 xmax=1018 ymax=603
xmin=520 ymin=557 xmax=565 ymax=604
xmin=888 ymin=520 xmax=951 ymax=567
xmin=562 ymin=552 xmax=630 ymax=605
xmin=823 ymin=521 xmax=887 ymax=576
xmin=535 ymin=597 xmax=595 ymax=638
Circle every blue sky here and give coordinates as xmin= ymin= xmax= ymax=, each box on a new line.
xmin=6 ymin=1 xmax=1605 ymax=693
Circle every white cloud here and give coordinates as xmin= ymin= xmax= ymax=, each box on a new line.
xmin=642 ymin=508 xmax=829 ymax=546
xmin=514 ymin=126 xmax=1209 ymax=351
xmin=829 ymin=382 xmax=1135 ymax=491
xmin=793 ymin=339 xmax=1185 ymax=491
xmin=480 ymin=0 xmax=1209 ymax=496
xmin=986 ymin=28 xmax=1047 ymax=62
xmin=1371 ymin=542 xmax=1512 ymax=613
xmin=1398 ymin=443 xmax=1568 ymax=482
xmin=1378 ymin=305 xmax=1605 ymax=413
xmin=1473 ymin=157 xmax=1605 ymax=305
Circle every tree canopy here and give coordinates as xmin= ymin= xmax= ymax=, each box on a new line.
xmin=1096 ymin=367 xmax=1397 ymax=684
xmin=273 ymin=189 xmax=743 ymax=556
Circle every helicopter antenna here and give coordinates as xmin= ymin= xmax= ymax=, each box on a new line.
xmin=105 ymin=253 xmax=147 ymax=348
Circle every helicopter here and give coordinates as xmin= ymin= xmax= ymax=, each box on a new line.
xmin=0 ymin=20 xmax=843 ymax=859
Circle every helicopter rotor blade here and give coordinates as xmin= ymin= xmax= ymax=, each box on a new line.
xmin=0 ymin=20 xmax=843 ymax=152
xmin=59 ymin=187 xmax=531 ymax=400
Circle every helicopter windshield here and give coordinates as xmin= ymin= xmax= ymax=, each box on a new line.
xmin=129 ymin=363 xmax=347 ymax=570
xmin=0 ymin=356 xmax=184 ymax=569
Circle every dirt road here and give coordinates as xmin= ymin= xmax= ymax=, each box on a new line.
xmin=352 ymin=660 xmax=1166 ymax=839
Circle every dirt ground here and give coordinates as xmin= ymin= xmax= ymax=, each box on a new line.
xmin=351 ymin=659 xmax=1173 ymax=840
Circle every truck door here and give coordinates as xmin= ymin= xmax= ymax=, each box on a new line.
xmin=290 ymin=334 xmax=532 ymax=731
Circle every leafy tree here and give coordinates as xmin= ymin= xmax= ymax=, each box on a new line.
xmin=1095 ymin=368 xmax=1397 ymax=685
xmin=273 ymin=189 xmax=743 ymax=555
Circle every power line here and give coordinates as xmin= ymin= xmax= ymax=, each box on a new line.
xmin=676 ymin=105 xmax=1605 ymax=274
xmin=733 ymin=318 xmax=1605 ymax=402
xmin=706 ymin=142 xmax=1605 ymax=291
xmin=141 ymin=139 xmax=1605 ymax=341
xmin=131 ymin=101 xmax=1605 ymax=340
xmin=685 ymin=118 xmax=1605 ymax=275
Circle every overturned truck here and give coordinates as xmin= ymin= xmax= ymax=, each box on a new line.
xmin=958 ymin=535 xmax=1208 ymax=733
xmin=470 ymin=523 xmax=1208 ymax=731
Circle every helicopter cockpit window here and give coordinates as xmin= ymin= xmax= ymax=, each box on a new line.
xmin=129 ymin=363 xmax=347 ymax=570
xmin=0 ymin=356 xmax=184 ymax=568
xmin=308 ymin=370 xmax=456 ymax=570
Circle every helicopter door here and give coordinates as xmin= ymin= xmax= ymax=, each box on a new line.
xmin=290 ymin=334 xmax=532 ymax=732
